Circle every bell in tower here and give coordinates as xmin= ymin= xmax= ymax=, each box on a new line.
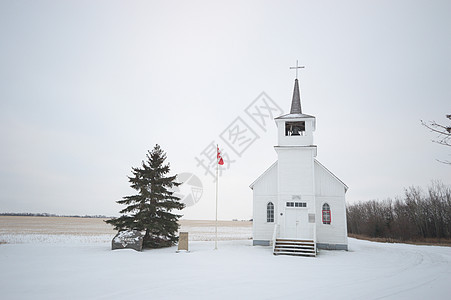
xmin=285 ymin=121 xmax=306 ymax=136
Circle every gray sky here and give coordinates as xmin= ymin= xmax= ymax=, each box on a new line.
xmin=1 ymin=0 xmax=450 ymax=220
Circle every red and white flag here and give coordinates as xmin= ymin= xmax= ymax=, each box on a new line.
xmin=217 ymin=146 xmax=224 ymax=165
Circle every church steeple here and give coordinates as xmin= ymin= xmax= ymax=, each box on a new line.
xmin=274 ymin=69 xmax=316 ymax=148
xmin=290 ymin=79 xmax=302 ymax=114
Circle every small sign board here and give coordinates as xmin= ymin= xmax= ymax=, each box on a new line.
xmin=308 ymin=213 xmax=315 ymax=223
xmin=177 ymin=232 xmax=189 ymax=252
xmin=112 ymin=230 xmax=143 ymax=251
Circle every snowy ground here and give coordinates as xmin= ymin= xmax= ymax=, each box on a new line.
xmin=1 ymin=238 xmax=450 ymax=299
xmin=1 ymin=217 xmax=450 ymax=299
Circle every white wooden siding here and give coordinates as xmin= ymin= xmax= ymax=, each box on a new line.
xmin=252 ymin=163 xmax=278 ymax=241
xmin=251 ymin=157 xmax=348 ymax=247
xmin=276 ymin=147 xmax=316 ymax=195
xmin=316 ymin=196 xmax=347 ymax=244
xmin=253 ymin=196 xmax=277 ymax=241
xmin=314 ymin=160 xmax=347 ymax=197
xmin=314 ymin=160 xmax=348 ymax=245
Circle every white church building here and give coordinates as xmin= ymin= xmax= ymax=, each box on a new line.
xmin=250 ymin=78 xmax=348 ymax=256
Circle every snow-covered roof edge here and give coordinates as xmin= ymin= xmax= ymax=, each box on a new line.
xmin=275 ymin=113 xmax=315 ymax=120
xmin=314 ymin=159 xmax=349 ymax=192
xmin=249 ymin=161 xmax=277 ymax=190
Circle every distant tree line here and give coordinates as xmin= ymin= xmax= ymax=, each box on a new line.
xmin=347 ymin=182 xmax=451 ymax=240
xmin=0 ymin=213 xmax=109 ymax=218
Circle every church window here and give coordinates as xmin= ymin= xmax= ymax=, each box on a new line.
xmin=267 ymin=202 xmax=274 ymax=223
xmin=286 ymin=202 xmax=306 ymax=207
xmin=285 ymin=121 xmax=305 ymax=136
xmin=322 ymin=203 xmax=331 ymax=224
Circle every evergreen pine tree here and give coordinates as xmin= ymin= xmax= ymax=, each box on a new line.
xmin=106 ymin=144 xmax=185 ymax=248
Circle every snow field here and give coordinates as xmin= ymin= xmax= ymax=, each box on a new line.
xmin=0 ymin=217 xmax=253 ymax=243
xmin=1 ymin=238 xmax=450 ymax=299
xmin=1 ymin=217 xmax=450 ymax=299
xmin=0 ymin=233 xmax=113 ymax=244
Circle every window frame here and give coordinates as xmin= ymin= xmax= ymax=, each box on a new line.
xmin=322 ymin=203 xmax=331 ymax=225
xmin=286 ymin=201 xmax=306 ymax=208
xmin=267 ymin=202 xmax=274 ymax=223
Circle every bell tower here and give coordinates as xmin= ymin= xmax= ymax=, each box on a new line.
xmin=274 ymin=72 xmax=317 ymax=240
xmin=275 ymin=78 xmax=316 ymax=148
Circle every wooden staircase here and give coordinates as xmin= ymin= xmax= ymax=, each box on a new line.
xmin=273 ymin=239 xmax=316 ymax=257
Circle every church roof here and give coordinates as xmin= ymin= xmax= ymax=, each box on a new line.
xmin=314 ymin=159 xmax=348 ymax=192
xmin=249 ymin=161 xmax=277 ymax=189
xmin=275 ymin=113 xmax=315 ymax=120
xmin=274 ymin=78 xmax=315 ymax=120
xmin=249 ymin=159 xmax=348 ymax=192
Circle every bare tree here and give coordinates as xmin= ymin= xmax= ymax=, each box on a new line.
xmin=421 ymin=114 xmax=451 ymax=164
xmin=347 ymin=182 xmax=451 ymax=241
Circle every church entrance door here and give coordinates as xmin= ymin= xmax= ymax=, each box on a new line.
xmin=285 ymin=208 xmax=309 ymax=239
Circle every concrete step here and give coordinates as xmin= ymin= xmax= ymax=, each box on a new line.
xmin=273 ymin=239 xmax=316 ymax=257
xmin=275 ymin=246 xmax=315 ymax=251
xmin=274 ymin=251 xmax=316 ymax=257
xmin=275 ymin=241 xmax=315 ymax=246
xmin=276 ymin=239 xmax=314 ymax=243
xmin=274 ymin=247 xmax=315 ymax=252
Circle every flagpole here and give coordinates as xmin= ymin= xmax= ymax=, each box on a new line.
xmin=215 ymin=144 xmax=219 ymax=250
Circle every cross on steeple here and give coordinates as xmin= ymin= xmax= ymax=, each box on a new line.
xmin=289 ymin=60 xmax=305 ymax=79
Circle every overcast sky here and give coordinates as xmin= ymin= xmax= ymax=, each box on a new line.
xmin=1 ymin=0 xmax=450 ymax=220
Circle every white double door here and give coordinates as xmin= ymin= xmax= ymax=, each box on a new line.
xmin=285 ymin=208 xmax=309 ymax=239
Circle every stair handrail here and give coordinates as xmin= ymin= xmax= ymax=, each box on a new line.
xmin=272 ymin=224 xmax=280 ymax=253
xmin=313 ymin=223 xmax=317 ymax=256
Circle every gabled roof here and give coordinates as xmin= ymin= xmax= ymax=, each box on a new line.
xmin=314 ymin=159 xmax=349 ymax=192
xmin=249 ymin=161 xmax=277 ymax=189
xmin=249 ymin=159 xmax=348 ymax=192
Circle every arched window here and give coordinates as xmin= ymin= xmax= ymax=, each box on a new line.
xmin=322 ymin=203 xmax=331 ymax=225
xmin=267 ymin=202 xmax=274 ymax=223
